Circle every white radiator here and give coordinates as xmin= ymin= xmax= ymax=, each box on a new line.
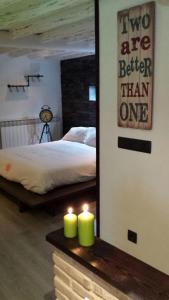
xmin=0 ymin=118 xmax=61 ymax=149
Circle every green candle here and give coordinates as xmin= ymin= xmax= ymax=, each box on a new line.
xmin=78 ymin=204 xmax=95 ymax=247
xmin=64 ymin=207 xmax=77 ymax=238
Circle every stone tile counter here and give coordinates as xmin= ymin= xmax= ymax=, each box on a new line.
xmin=46 ymin=229 xmax=169 ymax=300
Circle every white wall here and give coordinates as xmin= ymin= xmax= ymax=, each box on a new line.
xmin=0 ymin=55 xmax=62 ymax=126
xmin=99 ymin=0 xmax=169 ymax=275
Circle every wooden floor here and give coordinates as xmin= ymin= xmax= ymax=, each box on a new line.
xmin=0 ymin=191 xmax=96 ymax=300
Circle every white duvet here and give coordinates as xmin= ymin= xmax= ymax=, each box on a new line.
xmin=0 ymin=140 xmax=96 ymax=194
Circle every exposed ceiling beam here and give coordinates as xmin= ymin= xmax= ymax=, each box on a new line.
xmin=0 ymin=0 xmax=91 ymax=28
xmin=28 ymin=49 xmax=94 ymax=60
xmin=0 ymin=0 xmax=95 ymax=59
xmin=0 ymin=32 xmax=94 ymax=53
xmin=41 ymin=17 xmax=94 ymax=43
xmin=0 ymin=47 xmax=15 ymax=54
xmin=11 ymin=1 xmax=94 ymax=39
xmin=7 ymin=48 xmax=36 ymax=57
xmin=0 ymin=0 xmax=21 ymax=10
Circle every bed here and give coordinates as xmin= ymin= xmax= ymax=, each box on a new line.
xmin=0 ymin=127 xmax=96 ymax=212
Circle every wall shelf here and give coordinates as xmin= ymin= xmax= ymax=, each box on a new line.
xmin=7 ymin=74 xmax=44 ymax=92
xmin=47 ymin=228 xmax=169 ymax=300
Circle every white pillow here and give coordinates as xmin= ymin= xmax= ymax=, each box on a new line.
xmin=84 ymin=127 xmax=96 ymax=147
xmin=62 ymin=127 xmax=88 ymax=143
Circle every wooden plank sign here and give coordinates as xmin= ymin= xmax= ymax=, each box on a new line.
xmin=117 ymin=2 xmax=155 ymax=129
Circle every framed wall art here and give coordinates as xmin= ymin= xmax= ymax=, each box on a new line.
xmin=117 ymin=2 xmax=155 ymax=129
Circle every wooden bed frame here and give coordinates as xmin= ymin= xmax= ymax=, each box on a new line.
xmin=0 ymin=176 xmax=96 ymax=213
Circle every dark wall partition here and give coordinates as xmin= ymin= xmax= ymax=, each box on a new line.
xmin=61 ymin=55 xmax=96 ymax=134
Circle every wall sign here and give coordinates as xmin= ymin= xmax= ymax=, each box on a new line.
xmin=117 ymin=2 xmax=155 ymax=129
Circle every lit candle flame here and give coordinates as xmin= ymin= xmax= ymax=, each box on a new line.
xmin=83 ymin=204 xmax=89 ymax=213
xmin=68 ymin=207 xmax=73 ymax=214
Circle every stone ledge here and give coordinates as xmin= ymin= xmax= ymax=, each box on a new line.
xmin=53 ymin=249 xmax=124 ymax=300
xmin=46 ymin=228 xmax=169 ymax=300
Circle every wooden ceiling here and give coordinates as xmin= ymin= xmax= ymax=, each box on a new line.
xmin=0 ymin=0 xmax=95 ymax=59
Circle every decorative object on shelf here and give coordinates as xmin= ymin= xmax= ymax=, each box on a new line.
xmin=64 ymin=207 xmax=77 ymax=238
xmin=78 ymin=204 xmax=95 ymax=247
xmin=39 ymin=105 xmax=53 ymax=143
xmin=7 ymin=74 xmax=44 ymax=92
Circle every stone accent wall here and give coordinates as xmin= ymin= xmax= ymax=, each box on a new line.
xmin=53 ymin=249 xmax=130 ymax=300
xmin=61 ymin=55 xmax=96 ymax=134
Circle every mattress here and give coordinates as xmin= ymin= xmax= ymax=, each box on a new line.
xmin=0 ymin=140 xmax=96 ymax=194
